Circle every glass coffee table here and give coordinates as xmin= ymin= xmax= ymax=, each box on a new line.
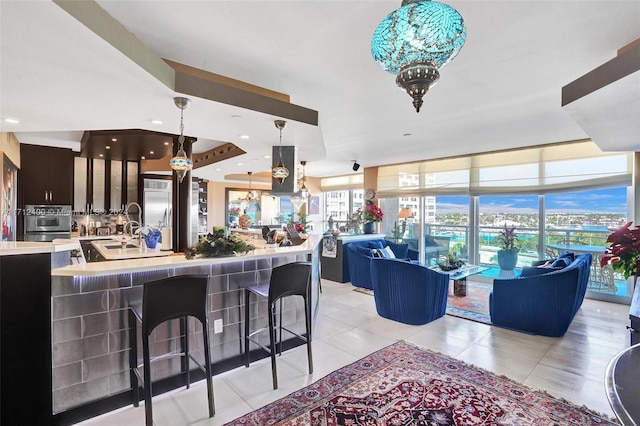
xmin=431 ymin=265 xmax=489 ymax=297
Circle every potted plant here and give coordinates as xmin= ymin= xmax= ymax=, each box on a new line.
xmin=360 ymin=203 xmax=384 ymax=234
xmin=601 ymin=221 xmax=640 ymax=285
xmin=495 ymin=224 xmax=519 ymax=270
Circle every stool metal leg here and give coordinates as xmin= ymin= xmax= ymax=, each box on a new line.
xmin=244 ymin=289 xmax=251 ymax=368
xmin=142 ymin=330 xmax=153 ymax=426
xmin=268 ymin=300 xmax=278 ymax=389
xmin=183 ymin=317 xmax=191 ymax=389
xmin=304 ymin=294 xmax=313 ymax=374
xmin=202 ymin=317 xmax=216 ymax=417
xmin=128 ymin=309 xmax=140 ymax=407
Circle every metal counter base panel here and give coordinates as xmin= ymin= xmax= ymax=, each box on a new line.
xmin=50 ymin=251 xmax=320 ymax=421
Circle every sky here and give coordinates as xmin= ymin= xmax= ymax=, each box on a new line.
xmin=435 ymin=187 xmax=627 ymax=215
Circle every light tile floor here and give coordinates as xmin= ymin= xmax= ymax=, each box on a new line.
xmin=77 ymin=279 xmax=629 ymax=425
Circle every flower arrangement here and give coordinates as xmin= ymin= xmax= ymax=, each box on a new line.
xmin=495 ymin=224 xmax=518 ymax=252
xmin=229 ymin=207 xmax=241 ymax=218
xmin=184 ymin=227 xmax=255 ymax=259
xmin=293 ymin=208 xmax=309 ymax=233
xmin=362 ymin=203 xmax=384 ymax=223
xmin=601 ymin=221 xmax=640 ymax=279
xmin=439 ymin=253 xmax=466 ymax=271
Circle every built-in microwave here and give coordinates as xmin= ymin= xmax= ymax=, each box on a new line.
xmin=24 ymin=205 xmax=72 ymax=241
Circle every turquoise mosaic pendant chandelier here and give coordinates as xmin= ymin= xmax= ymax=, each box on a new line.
xmin=371 ymin=0 xmax=466 ymax=112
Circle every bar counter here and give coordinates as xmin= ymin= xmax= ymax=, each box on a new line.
xmin=2 ymin=237 xmax=321 ymax=425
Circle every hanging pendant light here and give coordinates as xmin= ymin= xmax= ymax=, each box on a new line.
xmin=239 ymin=171 xmax=257 ymax=202
xmin=169 ymin=96 xmax=193 ymax=183
xmin=299 ymin=160 xmax=310 ymax=198
xmin=371 ymin=0 xmax=466 ymax=112
xmin=271 ymin=120 xmax=289 ymax=185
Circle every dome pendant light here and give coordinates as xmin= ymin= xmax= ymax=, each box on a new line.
xmin=371 ymin=0 xmax=466 ymax=112
xmin=169 ymin=96 xmax=193 ymax=183
xmin=271 ymin=120 xmax=289 ymax=186
xmin=299 ymin=160 xmax=310 ymax=198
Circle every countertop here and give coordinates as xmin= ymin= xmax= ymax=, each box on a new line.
xmin=0 ymin=241 xmax=79 ymax=256
xmin=605 ymin=343 xmax=640 ymax=425
xmin=90 ymin=238 xmax=173 ymax=261
xmin=52 ymin=235 xmax=320 ymax=277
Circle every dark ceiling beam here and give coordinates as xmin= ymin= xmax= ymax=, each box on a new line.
xmin=192 ymin=143 xmax=246 ymax=169
xmin=562 ymin=40 xmax=640 ymax=106
xmin=170 ymin=62 xmax=319 ymax=127
xmin=54 ymin=0 xmax=318 ymax=127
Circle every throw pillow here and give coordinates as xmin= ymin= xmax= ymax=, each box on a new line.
xmin=558 ymin=251 xmax=575 ymax=261
xmin=352 ymin=245 xmax=373 ymax=257
xmin=371 ymin=248 xmax=384 ymax=258
xmin=520 ymin=266 xmax=563 ymax=277
xmin=550 ymin=257 xmax=571 ymax=268
xmin=382 ymin=246 xmax=396 ymax=259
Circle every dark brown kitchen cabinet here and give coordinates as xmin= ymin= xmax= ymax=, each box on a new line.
xmin=19 ymin=144 xmax=73 ymax=206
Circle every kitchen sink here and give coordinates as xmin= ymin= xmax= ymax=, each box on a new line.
xmin=104 ymin=244 xmax=139 ymax=249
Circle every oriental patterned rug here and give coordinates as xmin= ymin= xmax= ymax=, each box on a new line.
xmin=224 ymin=341 xmax=615 ymax=426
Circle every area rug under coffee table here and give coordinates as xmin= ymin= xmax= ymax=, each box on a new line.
xmin=225 ymin=341 xmax=615 ymax=425
xmin=445 ymin=281 xmax=492 ymax=325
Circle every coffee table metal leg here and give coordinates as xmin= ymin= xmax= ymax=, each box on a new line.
xmin=453 ymin=278 xmax=467 ymax=297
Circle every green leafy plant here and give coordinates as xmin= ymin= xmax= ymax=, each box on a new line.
xmin=495 ymin=224 xmax=519 ymax=252
xmin=439 ymin=252 xmax=466 ymax=271
xmin=185 ymin=227 xmax=255 ymax=259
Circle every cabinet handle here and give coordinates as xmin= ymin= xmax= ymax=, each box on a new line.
xmin=44 ymin=190 xmax=48 ymax=202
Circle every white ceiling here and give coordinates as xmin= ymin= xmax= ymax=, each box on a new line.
xmin=1 ymin=1 xmax=639 ymax=182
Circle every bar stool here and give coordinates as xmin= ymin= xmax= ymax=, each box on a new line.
xmin=244 ymin=262 xmax=313 ymax=389
xmin=129 ymin=275 xmax=215 ymax=426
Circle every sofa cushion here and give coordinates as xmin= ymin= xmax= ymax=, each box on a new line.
xmin=424 ymin=235 xmax=439 ymax=247
xmin=371 ymin=248 xmax=384 ymax=258
xmin=520 ymin=265 xmax=563 ymax=277
xmin=368 ymin=241 xmax=385 ymax=250
xmin=352 ymin=245 xmax=373 ymax=257
xmin=558 ymin=251 xmax=575 ymax=261
xmin=551 ymin=257 xmax=572 ymax=268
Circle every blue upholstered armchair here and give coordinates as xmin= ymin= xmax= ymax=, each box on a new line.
xmin=344 ymin=240 xmax=409 ymax=289
xmin=370 ymin=258 xmax=449 ymax=325
xmin=489 ymin=253 xmax=592 ymax=337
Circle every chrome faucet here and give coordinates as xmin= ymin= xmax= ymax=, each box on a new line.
xmin=125 ymin=202 xmax=143 ymax=240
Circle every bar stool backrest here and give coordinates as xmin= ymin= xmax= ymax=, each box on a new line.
xmin=142 ymin=275 xmax=209 ymax=333
xmin=268 ymin=262 xmax=312 ymax=306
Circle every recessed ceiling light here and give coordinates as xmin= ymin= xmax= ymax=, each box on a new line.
xmin=149 ymin=151 xmax=154 ymax=155
xmin=105 ymin=146 xmax=110 ymax=149
xmin=240 ymin=134 xmax=250 ymax=139
xmin=4 ymin=118 xmax=19 ymax=124
xmin=99 ymin=154 xmax=104 ymax=157
xmin=215 ymin=168 xmax=222 ymax=171
xmin=263 ymin=155 xmax=271 ymax=159
xmin=141 ymin=156 xmax=146 ymax=160
xmin=111 ymin=138 xmax=117 ymax=142
xmin=151 ymin=119 xmax=163 ymax=125
xmin=231 ymin=115 xmax=241 ymax=119
xmin=164 ymin=141 xmax=170 ymax=146
xmin=237 ymin=162 xmax=244 ymax=166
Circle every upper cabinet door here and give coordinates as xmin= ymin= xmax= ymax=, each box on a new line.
xmin=20 ymin=144 xmax=73 ymax=206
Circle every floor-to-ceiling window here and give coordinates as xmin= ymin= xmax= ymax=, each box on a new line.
xmin=477 ymin=194 xmax=539 ymax=269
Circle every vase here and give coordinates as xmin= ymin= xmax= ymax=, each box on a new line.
xmin=497 ymin=249 xmax=518 ymax=270
xmin=144 ymin=232 xmax=161 ymax=249
xmin=363 ymin=222 xmax=375 ymax=234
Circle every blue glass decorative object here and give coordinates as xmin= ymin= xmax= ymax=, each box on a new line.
xmin=371 ymin=0 xmax=466 ymax=112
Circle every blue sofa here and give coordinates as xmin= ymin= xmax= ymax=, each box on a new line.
xmin=489 ymin=253 xmax=592 ymax=337
xmin=370 ymin=258 xmax=449 ymax=325
xmin=344 ymin=240 xmax=409 ymax=289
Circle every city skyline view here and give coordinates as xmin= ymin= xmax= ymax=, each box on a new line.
xmin=436 ymin=187 xmax=627 ymax=216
